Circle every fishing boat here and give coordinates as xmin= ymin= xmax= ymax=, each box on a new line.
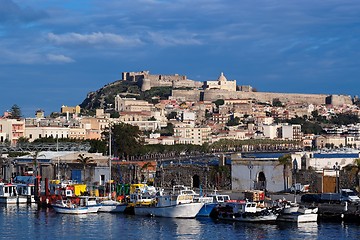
xmin=196 ymin=189 xmax=231 ymax=217
xmin=276 ymin=200 xmax=318 ymax=223
xmin=77 ymin=196 xmax=101 ymax=213
xmin=214 ymin=200 xmax=278 ymax=222
xmin=134 ymin=186 xmax=204 ymax=218
xmin=52 ymin=200 xmax=88 ymax=214
xmin=0 ymin=183 xmax=28 ymax=204
xmin=16 ymin=183 xmax=36 ymax=204
xmin=98 ymin=199 xmax=127 ymax=213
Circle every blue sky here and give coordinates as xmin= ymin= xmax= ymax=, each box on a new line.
xmin=1 ymin=0 xmax=360 ymax=117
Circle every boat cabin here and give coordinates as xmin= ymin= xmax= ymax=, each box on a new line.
xmin=0 ymin=183 xmax=18 ymax=197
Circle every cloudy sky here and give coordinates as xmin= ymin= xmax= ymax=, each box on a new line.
xmin=1 ymin=0 xmax=360 ymax=117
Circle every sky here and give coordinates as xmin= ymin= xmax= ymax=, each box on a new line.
xmin=1 ymin=0 xmax=360 ymax=117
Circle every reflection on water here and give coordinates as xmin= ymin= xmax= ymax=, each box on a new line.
xmin=0 ymin=206 xmax=359 ymax=240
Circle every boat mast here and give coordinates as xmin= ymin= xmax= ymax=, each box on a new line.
xmin=109 ymin=123 xmax=112 ymax=199
xmin=57 ymin=136 xmax=60 ymax=180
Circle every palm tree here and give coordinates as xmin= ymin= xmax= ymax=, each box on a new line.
xmin=76 ymin=153 xmax=94 ymax=183
xmin=31 ymin=151 xmax=45 ymax=200
xmin=344 ymin=158 xmax=360 ymax=191
xmin=277 ymin=154 xmax=293 ymax=191
xmin=31 ymin=151 xmax=45 ymax=178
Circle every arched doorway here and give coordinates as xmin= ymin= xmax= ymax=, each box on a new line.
xmin=192 ymin=175 xmax=200 ymax=188
xmin=257 ymin=172 xmax=266 ymax=190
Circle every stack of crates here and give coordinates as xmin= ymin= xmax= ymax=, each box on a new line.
xmin=244 ymin=190 xmax=265 ymax=202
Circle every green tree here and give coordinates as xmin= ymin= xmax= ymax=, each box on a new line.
xmin=277 ymin=154 xmax=293 ymax=191
xmin=226 ymin=117 xmax=240 ymax=126
xmin=167 ymin=111 xmax=177 ymax=120
xmin=272 ymin=98 xmax=283 ymax=107
xmin=344 ymin=158 xmax=360 ymax=191
xmin=87 ymin=139 xmax=107 ymax=154
xmin=213 ymin=99 xmax=224 ymax=108
xmin=112 ymin=123 xmax=142 ymax=160
xmin=76 ymin=153 xmax=94 ymax=183
xmin=10 ymin=104 xmax=22 ymax=119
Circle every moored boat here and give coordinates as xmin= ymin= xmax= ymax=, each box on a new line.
xmin=214 ymin=201 xmax=278 ymax=222
xmin=52 ymin=200 xmax=88 ymax=214
xmin=196 ymin=189 xmax=231 ymax=217
xmin=134 ymin=186 xmax=204 ymax=218
xmin=98 ymin=199 xmax=127 ymax=213
xmin=0 ymin=183 xmax=28 ymax=204
xmin=78 ymin=196 xmax=101 ymax=213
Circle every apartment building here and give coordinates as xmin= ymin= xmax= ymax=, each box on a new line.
xmin=173 ymin=125 xmax=211 ymax=145
xmin=114 ymin=95 xmax=154 ymax=112
xmin=0 ymin=119 xmax=25 ymax=145
xmin=25 ymin=126 xmax=69 ymax=141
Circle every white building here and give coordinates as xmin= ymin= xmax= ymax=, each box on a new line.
xmin=173 ymin=125 xmax=211 ymax=145
xmin=204 ymin=72 xmax=237 ymax=91
xmin=25 ymin=126 xmax=70 ymax=142
xmin=114 ymin=95 xmax=154 ymax=112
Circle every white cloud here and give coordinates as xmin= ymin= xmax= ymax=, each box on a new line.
xmin=47 ymin=32 xmax=142 ymax=46
xmin=147 ymin=31 xmax=202 ymax=46
xmin=46 ymin=54 xmax=74 ymax=63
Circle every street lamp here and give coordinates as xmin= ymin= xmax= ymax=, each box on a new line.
xmin=248 ymin=160 xmax=254 ymax=190
xmin=333 ymin=162 xmax=340 ymax=193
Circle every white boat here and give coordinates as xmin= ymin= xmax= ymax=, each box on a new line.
xmin=0 ymin=183 xmax=28 ymax=204
xmin=277 ymin=202 xmax=318 ymax=223
xmin=215 ymin=201 xmax=278 ymax=222
xmin=196 ymin=189 xmax=231 ymax=217
xmin=98 ymin=199 xmax=127 ymax=213
xmin=16 ymin=183 xmax=36 ymax=204
xmin=134 ymin=186 xmax=204 ymax=218
xmin=78 ymin=196 xmax=101 ymax=213
xmin=52 ymin=200 xmax=88 ymax=214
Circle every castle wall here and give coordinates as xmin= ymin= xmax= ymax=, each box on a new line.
xmin=172 ymin=89 xmax=352 ymax=106
xmin=171 ymin=90 xmax=202 ymax=102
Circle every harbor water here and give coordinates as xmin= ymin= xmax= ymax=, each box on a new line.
xmin=0 ymin=204 xmax=358 ymax=240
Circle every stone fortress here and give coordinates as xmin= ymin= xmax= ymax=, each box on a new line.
xmin=121 ymin=71 xmax=352 ymax=106
xmin=122 ymin=71 xmax=202 ymax=91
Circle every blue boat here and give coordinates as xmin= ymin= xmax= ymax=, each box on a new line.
xmin=196 ymin=190 xmax=231 ymax=217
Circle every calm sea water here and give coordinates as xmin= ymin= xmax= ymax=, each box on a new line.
xmin=0 ymin=204 xmax=359 ymax=240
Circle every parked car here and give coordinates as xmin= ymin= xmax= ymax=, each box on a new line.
xmin=290 ymin=183 xmax=310 ymax=193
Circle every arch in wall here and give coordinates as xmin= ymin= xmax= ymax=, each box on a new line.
xmin=192 ymin=174 xmax=200 ymax=188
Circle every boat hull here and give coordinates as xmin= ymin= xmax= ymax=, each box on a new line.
xmin=277 ymin=213 xmax=318 ymax=223
xmin=0 ymin=196 xmax=29 ymax=204
xmin=197 ymin=203 xmax=217 ymax=217
xmin=98 ymin=204 xmax=127 ymax=213
xmin=52 ymin=205 xmax=88 ymax=214
xmin=217 ymin=212 xmax=278 ymax=222
xmin=135 ymin=202 xmax=204 ymax=218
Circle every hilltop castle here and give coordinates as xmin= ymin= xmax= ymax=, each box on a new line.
xmin=121 ymin=71 xmax=352 ymax=106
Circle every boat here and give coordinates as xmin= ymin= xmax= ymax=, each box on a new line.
xmin=214 ymin=200 xmax=279 ymax=222
xmin=196 ymin=189 xmax=231 ymax=217
xmin=16 ymin=183 xmax=36 ymax=204
xmin=77 ymin=196 xmax=101 ymax=213
xmin=0 ymin=183 xmax=28 ymax=204
xmin=134 ymin=186 xmax=204 ymax=218
xmin=276 ymin=200 xmax=318 ymax=223
xmin=98 ymin=199 xmax=127 ymax=213
xmin=52 ymin=199 xmax=88 ymax=214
